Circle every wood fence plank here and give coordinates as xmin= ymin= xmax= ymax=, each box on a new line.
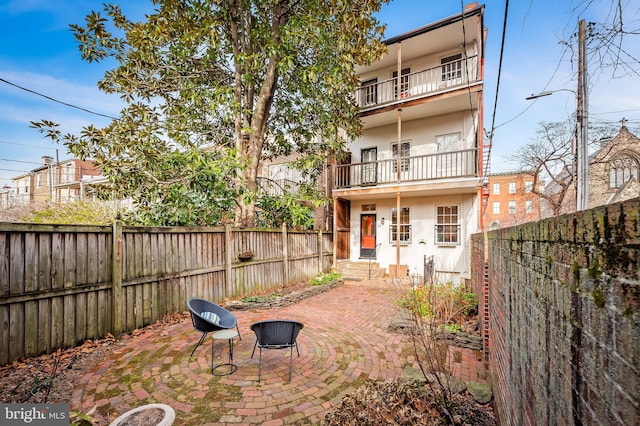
xmin=24 ymin=233 xmax=37 ymax=293
xmin=9 ymin=303 xmax=24 ymax=361
xmin=0 ymin=306 xmax=9 ymax=365
xmin=75 ymin=292 xmax=87 ymax=343
xmin=0 ymin=234 xmax=9 ymax=296
xmin=76 ymin=233 xmax=88 ymax=286
xmin=23 ymin=300 xmax=37 ymax=357
xmin=38 ymin=298 xmax=51 ymax=354
xmin=10 ymin=233 xmax=24 ymax=295
xmin=87 ymin=234 xmax=98 ymax=285
xmin=86 ymin=291 xmax=97 ymax=339
xmin=63 ymin=294 xmax=76 ymax=348
xmin=51 ymin=234 xmax=64 ymax=290
xmin=38 ymin=233 xmax=52 ymax=291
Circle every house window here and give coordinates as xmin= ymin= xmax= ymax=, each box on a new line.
xmin=525 ymin=200 xmax=533 ymax=214
xmin=524 ymin=181 xmax=533 ymax=193
xmin=441 ymin=53 xmax=462 ymax=85
xmin=392 ymin=141 xmax=411 ymax=172
xmin=362 ymin=204 xmax=376 ymax=212
xmin=492 ymin=183 xmax=500 ymax=194
xmin=36 ymin=174 xmax=42 ymax=188
xmin=435 ymin=205 xmax=460 ymax=246
xmin=508 ymin=201 xmax=516 ymax=214
xmin=436 ymin=133 xmax=462 ymax=177
xmin=390 ymin=207 xmax=411 ymax=244
xmin=392 ymin=67 xmax=410 ymax=98
xmin=508 ymin=182 xmax=517 ymax=194
xmin=609 ymin=155 xmax=639 ymax=189
xmin=361 ymin=78 xmax=378 ymax=106
xmin=492 ymin=201 xmax=500 ymax=215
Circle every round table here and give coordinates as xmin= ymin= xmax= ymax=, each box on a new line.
xmin=211 ymin=329 xmax=239 ymax=376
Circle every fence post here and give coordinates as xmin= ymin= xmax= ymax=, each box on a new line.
xmin=225 ymin=224 xmax=233 ymax=298
xmin=112 ymin=220 xmax=123 ymax=337
xmin=318 ymin=229 xmax=323 ymax=273
xmin=282 ymin=224 xmax=289 ymax=285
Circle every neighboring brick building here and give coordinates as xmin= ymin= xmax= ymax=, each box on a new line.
xmin=11 ymin=156 xmax=103 ymax=204
xmin=482 ymin=171 xmax=542 ymax=230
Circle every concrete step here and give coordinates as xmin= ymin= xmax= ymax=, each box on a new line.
xmin=337 ymin=261 xmax=386 ymax=281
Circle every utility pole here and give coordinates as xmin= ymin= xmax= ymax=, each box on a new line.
xmin=576 ymin=19 xmax=589 ymax=211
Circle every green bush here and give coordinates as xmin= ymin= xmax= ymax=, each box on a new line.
xmin=397 ymin=282 xmax=478 ymax=322
xmin=310 ymin=271 xmax=342 ymax=286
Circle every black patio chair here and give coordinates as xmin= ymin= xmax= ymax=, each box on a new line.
xmin=187 ymin=298 xmax=241 ymax=358
xmin=250 ymin=319 xmax=304 ymax=382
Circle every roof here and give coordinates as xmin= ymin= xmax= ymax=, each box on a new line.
xmin=383 ymin=3 xmax=485 ymax=46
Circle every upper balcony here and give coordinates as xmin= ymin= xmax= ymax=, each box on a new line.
xmin=356 ymin=55 xmax=479 ymax=110
xmin=355 ymin=55 xmax=482 ymax=129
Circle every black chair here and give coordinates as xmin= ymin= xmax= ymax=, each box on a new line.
xmin=250 ymin=319 xmax=304 ymax=382
xmin=187 ymin=298 xmax=241 ymax=358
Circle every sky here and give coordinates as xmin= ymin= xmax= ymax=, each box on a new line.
xmin=0 ymin=0 xmax=639 ymax=189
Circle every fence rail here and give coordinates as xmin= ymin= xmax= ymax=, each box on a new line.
xmin=0 ymin=222 xmax=332 ymax=366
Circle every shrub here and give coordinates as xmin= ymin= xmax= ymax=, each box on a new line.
xmin=310 ymin=271 xmax=342 ymax=286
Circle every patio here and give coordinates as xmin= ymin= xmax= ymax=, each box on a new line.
xmin=71 ymin=279 xmax=487 ymax=425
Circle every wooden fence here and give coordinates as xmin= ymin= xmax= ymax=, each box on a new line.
xmin=0 ymin=222 xmax=333 ymax=366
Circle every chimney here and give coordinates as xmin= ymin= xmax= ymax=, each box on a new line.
xmin=465 ymin=2 xmax=478 ymax=11
xmin=42 ymin=156 xmax=53 ymax=165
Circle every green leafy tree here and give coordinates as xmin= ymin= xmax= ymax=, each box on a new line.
xmin=33 ymin=0 xmax=388 ymax=227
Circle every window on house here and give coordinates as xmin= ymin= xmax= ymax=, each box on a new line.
xmin=361 ymin=78 xmax=378 ymax=106
xmin=609 ymin=155 xmax=639 ymax=189
xmin=524 ymin=181 xmax=533 ymax=193
xmin=508 ymin=182 xmax=517 ymax=194
xmin=390 ymin=207 xmax=411 ymax=244
xmin=436 ymin=133 xmax=462 ymax=177
xmin=441 ymin=53 xmax=463 ymax=85
xmin=492 ymin=201 xmax=500 ymax=215
xmin=508 ymin=201 xmax=516 ymax=214
xmin=36 ymin=174 xmax=42 ymax=188
xmin=392 ymin=141 xmax=411 ymax=173
xmin=392 ymin=67 xmax=410 ymax=98
xmin=525 ymin=200 xmax=533 ymax=214
xmin=492 ymin=183 xmax=500 ymax=194
xmin=435 ymin=205 xmax=460 ymax=246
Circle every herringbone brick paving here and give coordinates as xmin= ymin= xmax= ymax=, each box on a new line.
xmin=71 ymin=279 xmax=487 ymax=425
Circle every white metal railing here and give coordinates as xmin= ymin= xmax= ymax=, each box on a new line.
xmin=333 ymin=149 xmax=478 ymax=189
xmin=356 ymin=55 xmax=479 ymax=108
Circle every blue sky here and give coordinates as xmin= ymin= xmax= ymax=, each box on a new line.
xmin=1 ymin=0 xmax=639 ymax=189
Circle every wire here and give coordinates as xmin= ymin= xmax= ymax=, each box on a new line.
xmin=0 ymin=77 xmax=118 ymax=120
xmin=0 ymin=139 xmax=53 ymax=149
xmin=0 ymin=158 xmax=43 ymax=165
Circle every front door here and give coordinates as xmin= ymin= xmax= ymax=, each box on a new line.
xmin=361 ymin=147 xmax=377 ymax=185
xmin=360 ymin=214 xmax=376 ymax=258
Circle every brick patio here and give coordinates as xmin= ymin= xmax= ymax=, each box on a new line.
xmin=71 ymin=279 xmax=487 ymax=425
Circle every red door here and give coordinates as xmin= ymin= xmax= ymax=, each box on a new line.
xmin=360 ymin=214 xmax=376 ymax=258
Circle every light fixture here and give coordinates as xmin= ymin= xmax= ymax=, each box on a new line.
xmin=380 ymin=217 xmax=385 ymax=225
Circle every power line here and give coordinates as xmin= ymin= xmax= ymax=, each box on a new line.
xmin=0 ymin=139 xmax=53 ymax=149
xmin=0 ymin=158 xmax=43 ymax=165
xmin=0 ymin=77 xmax=119 ymax=120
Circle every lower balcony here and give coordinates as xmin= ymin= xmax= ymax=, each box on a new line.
xmin=333 ymin=149 xmax=479 ymax=190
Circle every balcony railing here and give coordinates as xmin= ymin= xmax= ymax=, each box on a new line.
xmin=333 ymin=149 xmax=478 ymax=189
xmin=356 ymin=55 xmax=479 ymax=109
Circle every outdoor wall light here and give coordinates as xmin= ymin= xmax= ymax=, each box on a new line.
xmin=419 ymin=239 xmax=426 ymax=244
xmin=380 ymin=217 xmax=385 ymax=225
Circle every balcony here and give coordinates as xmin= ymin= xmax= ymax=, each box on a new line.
xmin=333 ymin=149 xmax=478 ymax=190
xmin=355 ymin=55 xmax=479 ymax=110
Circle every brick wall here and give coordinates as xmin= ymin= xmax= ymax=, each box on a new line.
xmin=472 ymin=198 xmax=640 ymax=425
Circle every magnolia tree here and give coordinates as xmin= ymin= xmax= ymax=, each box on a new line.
xmin=34 ymin=0 xmax=388 ymax=227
